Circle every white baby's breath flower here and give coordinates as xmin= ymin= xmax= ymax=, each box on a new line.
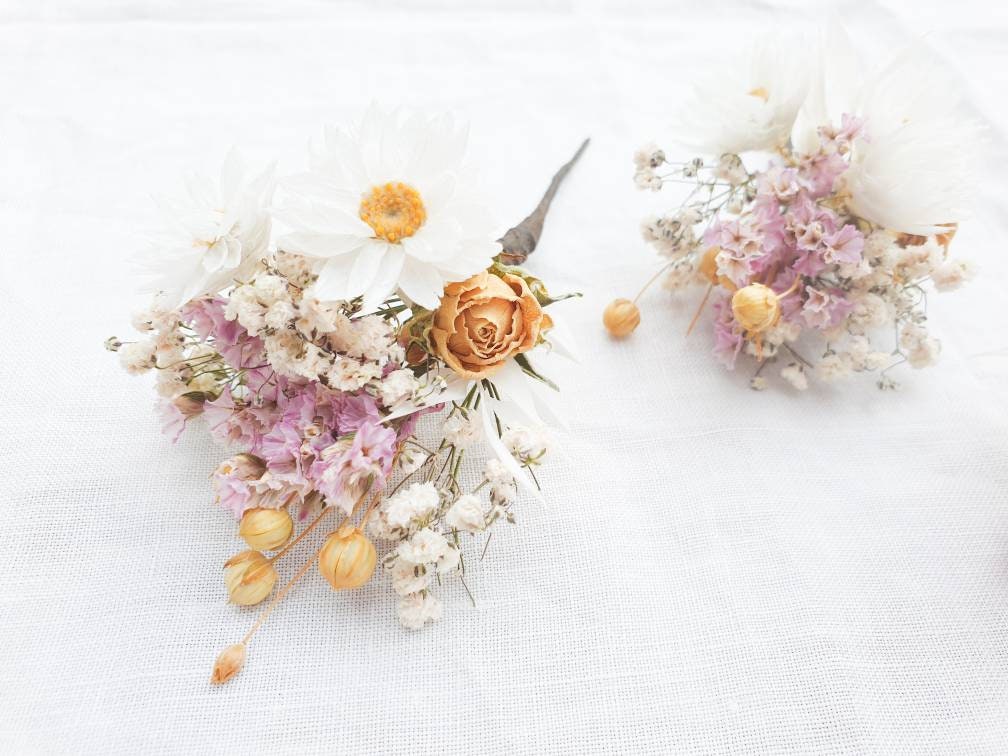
xmin=140 ymin=149 xmax=275 ymax=309
xmin=395 ymin=528 xmax=459 ymax=574
xmin=445 ymin=494 xmax=486 ymax=533
xmin=380 ymin=482 xmax=440 ymax=533
xmin=900 ymin=323 xmax=941 ymax=368
xmin=502 ymin=425 xmax=551 ymax=464
xmin=397 ymin=591 xmax=443 ymax=630
xmin=931 ymin=259 xmax=974 ymax=292
xmin=780 ymin=363 xmax=808 ymax=391
xmin=675 ymin=33 xmax=808 ymax=155
xmin=378 ymin=369 xmax=418 ymax=409
xmin=443 ymin=412 xmax=481 ymax=449
xmin=119 ymin=340 xmax=157 ymax=374
xmin=278 ymin=105 xmax=500 ymax=310
xmin=816 ymin=353 xmax=852 ymax=383
xmin=388 ymin=559 xmax=432 ymax=597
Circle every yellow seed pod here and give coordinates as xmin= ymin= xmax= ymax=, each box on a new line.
xmin=223 ymin=550 xmax=277 ymax=606
xmin=238 ymin=508 xmax=293 ymax=551
xmin=210 ymin=643 xmax=246 ymax=685
xmin=318 ymin=526 xmax=376 ymax=590
xmin=731 ymin=283 xmax=781 ymax=334
xmin=698 ymin=246 xmax=720 ymax=284
xmin=602 ymin=298 xmax=640 ymax=338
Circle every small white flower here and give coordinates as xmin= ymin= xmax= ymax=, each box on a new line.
xmin=388 ymin=559 xmax=431 ymax=597
xmin=378 ymin=368 xmax=418 ymax=409
xmin=443 ymin=412 xmax=481 ymax=449
xmin=931 ymin=259 xmax=974 ymax=292
xmin=749 ymin=376 xmax=768 ymax=391
xmin=380 ymin=482 xmax=440 ymax=532
xmin=395 ymin=528 xmax=459 ymax=574
xmin=503 ymin=425 xmax=550 ymax=464
xmin=780 ymin=363 xmax=808 ymax=391
xmin=397 ymin=591 xmax=443 ymax=630
xmin=140 ymin=149 xmax=275 ymax=308
xmin=119 ymin=340 xmax=157 ymax=374
xmin=264 ymin=300 xmax=296 ymax=330
xmin=633 ymin=143 xmax=665 ymax=170
xmin=816 ymin=353 xmax=852 ymax=383
xmin=445 ymin=494 xmax=486 ymax=533
xmin=397 ymin=447 xmax=429 ymax=477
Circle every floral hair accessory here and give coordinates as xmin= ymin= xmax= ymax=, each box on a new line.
xmin=108 ymin=107 xmax=587 ymax=683
xmin=611 ymin=30 xmax=980 ymax=391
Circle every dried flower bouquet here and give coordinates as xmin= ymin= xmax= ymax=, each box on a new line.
xmin=108 ymin=107 xmax=586 ymax=683
xmin=608 ymin=29 xmax=979 ymax=391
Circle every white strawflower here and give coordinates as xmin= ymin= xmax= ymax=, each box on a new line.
xmin=381 ymin=482 xmax=440 ymax=532
xmin=139 ymin=149 xmax=275 ymax=308
xmin=397 ymin=591 xmax=443 ymax=630
xmin=378 ymin=369 xmax=418 ymax=409
xmin=445 ymin=494 xmax=486 ymax=533
xmin=931 ymin=259 xmax=974 ymax=292
xmin=119 ymin=340 xmax=157 ymax=374
xmin=278 ymin=106 xmax=500 ymax=309
xmin=675 ymin=33 xmax=808 ymax=155
xmin=443 ymin=413 xmax=481 ymax=449
xmin=845 ymin=46 xmax=980 ymax=234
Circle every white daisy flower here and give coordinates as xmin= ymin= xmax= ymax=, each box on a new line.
xmin=140 ymin=149 xmax=275 ymax=308
xmin=278 ymin=106 xmax=501 ymax=310
xmin=675 ymin=34 xmax=809 ymax=156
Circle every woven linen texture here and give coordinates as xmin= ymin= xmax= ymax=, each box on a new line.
xmin=1 ymin=1 xmax=1007 ymax=752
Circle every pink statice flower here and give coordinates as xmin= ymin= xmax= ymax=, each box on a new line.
xmin=212 ymin=454 xmax=267 ymax=518
xmin=314 ymin=421 xmax=397 ymax=513
xmin=821 ymin=224 xmax=865 ymax=266
xmin=711 ymin=293 xmax=744 ymax=369
xmin=801 ymin=286 xmax=854 ymax=330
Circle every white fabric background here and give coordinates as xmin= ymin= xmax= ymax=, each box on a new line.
xmin=2 ymin=1 xmax=1007 ymax=753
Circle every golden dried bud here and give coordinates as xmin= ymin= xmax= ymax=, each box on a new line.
xmin=731 ymin=283 xmax=781 ymax=334
xmin=602 ymin=298 xmax=640 ymax=338
xmin=231 ymin=453 xmax=267 ymax=480
xmin=238 ymin=508 xmax=293 ymax=551
xmin=210 ymin=643 xmax=246 ymax=685
xmin=318 ymin=526 xmax=376 ymax=590
xmin=172 ymin=391 xmax=207 ymax=418
xmin=224 ymin=550 xmax=277 ymax=606
xmin=698 ymin=246 xmax=720 ymax=284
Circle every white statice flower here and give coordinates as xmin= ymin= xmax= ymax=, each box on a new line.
xmin=278 ymin=106 xmax=500 ymax=309
xmin=675 ymin=34 xmax=808 ymax=155
xmin=445 ymin=494 xmax=486 ymax=533
xmin=377 ymin=368 xmax=418 ymax=409
xmin=264 ymin=300 xmax=296 ymax=330
xmin=931 ymin=259 xmax=974 ymax=292
xmin=140 ymin=149 xmax=275 ymax=308
xmin=379 ymin=482 xmax=440 ymax=533
xmin=502 ymin=425 xmax=551 ymax=464
xmin=780 ymin=363 xmax=808 ymax=391
xmin=397 ymin=591 xmax=443 ymax=630
xmin=118 ymin=340 xmax=157 ymax=374
xmin=443 ymin=412 xmax=482 ymax=449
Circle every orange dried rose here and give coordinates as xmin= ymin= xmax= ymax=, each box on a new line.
xmin=431 ymin=270 xmax=546 ymax=380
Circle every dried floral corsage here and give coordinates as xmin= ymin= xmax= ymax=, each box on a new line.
xmin=108 ymin=107 xmax=586 ymax=683
xmin=611 ymin=29 xmax=980 ymax=391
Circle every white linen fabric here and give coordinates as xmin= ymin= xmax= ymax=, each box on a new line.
xmin=1 ymin=1 xmax=1007 ymax=753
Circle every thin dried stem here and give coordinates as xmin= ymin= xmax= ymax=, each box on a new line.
xmin=496 ymin=138 xmax=590 ymax=265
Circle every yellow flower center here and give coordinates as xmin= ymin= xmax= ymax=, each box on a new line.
xmin=748 ymin=86 xmax=769 ymax=102
xmin=359 ymin=182 xmax=427 ymax=243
